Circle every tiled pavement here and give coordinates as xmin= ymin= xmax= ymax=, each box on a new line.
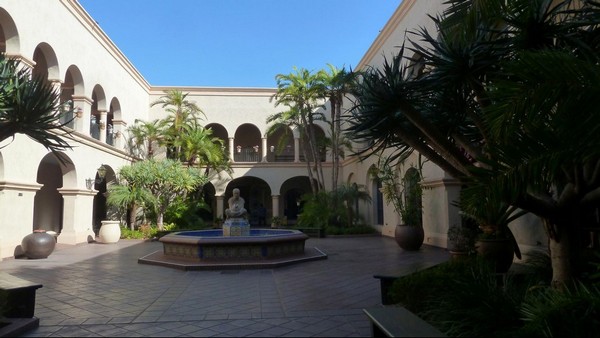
xmin=0 ymin=235 xmax=450 ymax=337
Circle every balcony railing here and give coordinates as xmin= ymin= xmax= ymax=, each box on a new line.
xmin=234 ymin=147 xmax=261 ymax=162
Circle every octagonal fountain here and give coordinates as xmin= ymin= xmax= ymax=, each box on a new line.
xmin=138 ymin=228 xmax=327 ymax=270
xmin=139 ymin=189 xmax=326 ymax=270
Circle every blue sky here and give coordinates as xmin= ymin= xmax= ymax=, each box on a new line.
xmin=78 ymin=0 xmax=401 ymax=88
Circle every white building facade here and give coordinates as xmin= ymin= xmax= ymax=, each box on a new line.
xmin=0 ymin=0 xmax=547 ymax=260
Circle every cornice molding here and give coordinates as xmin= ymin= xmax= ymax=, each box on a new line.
xmin=355 ymin=0 xmax=416 ymax=70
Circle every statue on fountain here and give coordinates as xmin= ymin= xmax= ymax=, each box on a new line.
xmin=223 ymin=188 xmax=250 ymax=236
xmin=225 ymin=188 xmax=248 ymax=219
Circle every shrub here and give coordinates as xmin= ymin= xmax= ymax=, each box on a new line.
xmin=388 ymin=254 xmax=600 ymax=337
xmin=520 ymin=283 xmax=600 ymax=338
xmin=326 ymin=225 xmax=377 ymax=235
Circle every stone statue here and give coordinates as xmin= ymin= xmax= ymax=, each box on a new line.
xmin=225 ymin=188 xmax=248 ymax=219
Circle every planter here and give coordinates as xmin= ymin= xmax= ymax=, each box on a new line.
xmin=98 ymin=220 xmax=121 ymax=244
xmin=394 ymin=225 xmax=424 ymax=251
xmin=448 ymin=250 xmax=473 ymax=262
xmin=21 ymin=230 xmax=56 ymax=259
xmin=475 ymin=237 xmax=514 ymax=273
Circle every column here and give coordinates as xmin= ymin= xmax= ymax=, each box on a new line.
xmin=0 ymin=182 xmax=41 ymax=259
xmin=98 ymin=110 xmax=108 ymax=143
xmin=228 ymin=137 xmax=235 ymax=162
xmin=261 ymin=137 xmax=268 ymax=162
xmin=216 ymin=195 xmax=225 ymax=220
xmin=50 ymin=80 xmax=62 ymax=109
xmin=57 ymin=188 xmax=96 ymax=244
xmin=111 ymin=119 xmax=127 ymax=150
xmin=294 ymin=137 xmax=300 ymax=162
xmin=71 ymin=96 xmax=93 ymax=135
xmin=271 ymin=195 xmax=280 ymax=228
xmin=271 ymin=195 xmax=280 ymax=217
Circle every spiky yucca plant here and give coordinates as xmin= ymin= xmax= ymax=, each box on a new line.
xmin=0 ymin=54 xmax=72 ymax=156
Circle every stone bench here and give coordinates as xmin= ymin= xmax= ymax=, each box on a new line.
xmin=373 ymin=263 xmax=444 ymax=305
xmin=0 ymin=272 xmax=43 ymax=318
xmin=363 ymin=306 xmax=445 ymax=337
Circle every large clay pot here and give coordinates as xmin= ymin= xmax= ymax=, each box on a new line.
xmin=475 ymin=238 xmax=514 ymax=273
xmin=22 ymin=230 xmax=56 ymax=259
xmin=99 ymin=220 xmax=121 ymax=244
xmin=394 ymin=225 xmax=424 ymax=251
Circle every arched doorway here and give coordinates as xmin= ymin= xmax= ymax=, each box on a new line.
xmin=91 ymin=165 xmax=116 ymax=235
xmin=33 ymin=154 xmax=68 ymax=233
xmin=280 ymin=176 xmax=311 ymax=225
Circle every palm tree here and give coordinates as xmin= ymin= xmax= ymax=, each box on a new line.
xmin=126 ymin=119 xmax=164 ymax=159
xmin=0 ymin=54 xmax=72 ymax=159
xmin=106 ymin=181 xmax=156 ymax=230
xmin=271 ymin=67 xmax=325 ymax=193
xmin=150 ymin=89 xmax=205 ymax=160
xmin=347 ymin=0 xmax=600 ymax=287
xmin=317 ymin=64 xmax=357 ymax=192
xmin=335 ymin=182 xmax=371 ymax=227
xmin=177 ymin=122 xmax=230 ymax=179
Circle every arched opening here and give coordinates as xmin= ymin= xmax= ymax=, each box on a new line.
xmin=267 ymin=125 xmax=294 ymax=162
xmin=233 ymin=124 xmax=261 ymax=162
xmin=280 ymin=176 xmax=311 ymax=225
xmin=33 ymin=155 xmax=65 ymax=234
xmin=206 ymin=123 xmax=229 ymax=159
xmin=91 ymin=164 xmax=116 ymax=234
xmin=299 ymin=124 xmax=326 ymax=162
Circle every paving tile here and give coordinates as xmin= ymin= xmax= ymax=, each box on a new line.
xmin=3 ymin=237 xmax=449 ymax=337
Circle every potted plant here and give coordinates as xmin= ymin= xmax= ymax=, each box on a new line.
xmin=458 ymin=185 xmax=528 ymax=272
xmin=447 ymin=222 xmax=477 ymax=260
xmin=271 ymin=216 xmax=286 ymax=228
xmin=370 ymin=156 xmax=424 ymax=251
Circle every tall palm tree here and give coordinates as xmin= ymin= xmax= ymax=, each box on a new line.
xmin=150 ymin=89 xmax=205 ymax=160
xmin=177 ymin=121 xmax=230 ymax=180
xmin=0 ymin=54 xmax=72 ymax=159
xmin=335 ymin=182 xmax=372 ymax=227
xmin=271 ymin=67 xmax=325 ymax=193
xmin=126 ymin=119 xmax=164 ymax=159
xmin=347 ymin=0 xmax=600 ymax=287
xmin=106 ymin=181 xmax=156 ymax=230
xmin=317 ymin=64 xmax=357 ymax=192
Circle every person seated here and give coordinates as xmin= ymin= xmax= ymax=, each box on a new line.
xmin=225 ymin=188 xmax=248 ymax=219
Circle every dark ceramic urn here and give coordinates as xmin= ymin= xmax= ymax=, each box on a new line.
xmin=21 ymin=230 xmax=56 ymax=259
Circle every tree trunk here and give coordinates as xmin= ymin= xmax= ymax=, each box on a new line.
xmin=549 ymin=233 xmax=571 ymax=290
xmin=157 ymin=212 xmax=164 ymax=231
xmin=544 ymin=218 xmax=572 ymax=290
xmin=129 ymin=203 xmax=137 ymax=231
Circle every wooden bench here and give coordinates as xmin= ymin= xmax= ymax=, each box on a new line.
xmin=0 ymin=273 xmax=43 ymax=318
xmin=363 ymin=306 xmax=445 ymax=337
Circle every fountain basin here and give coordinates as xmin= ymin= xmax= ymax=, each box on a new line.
xmin=139 ymin=228 xmax=327 ymax=270
xmin=160 ymin=229 xmax=309 ymax=261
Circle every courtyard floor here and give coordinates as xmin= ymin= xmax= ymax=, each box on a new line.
xmin=1 ymin=235 xmax=449 ymax=337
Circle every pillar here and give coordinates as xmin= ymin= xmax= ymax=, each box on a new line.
xmin=58 ymin=188 xmax=97 ymax=244
xmin=111 ymin=119 xmax=127 ymax=150
xmin=216 ymin=195 xmax=225 ymax=220
xmin=98 ymin=110 xmax=108 ymax=143
xmin=294 ymin=137 xmax=300 ymax=162
xmin=228 ymin=137 xmax=235 ymax=162
xmin=271 ymin=195 xmax=280 ymax=227
xmin=71 ymin=96 xmax=93 ymax=135
xmin=261 ymin=137 xmax=268 ymax=162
